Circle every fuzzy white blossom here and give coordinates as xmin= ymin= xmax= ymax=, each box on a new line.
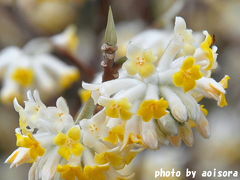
xmin=0 ymin=26 xmax=80 ymax=104
xmin=83 ymin=17 xmax=230 ymax=149
xmin=5 ymin=90 xmax=139 ymax=180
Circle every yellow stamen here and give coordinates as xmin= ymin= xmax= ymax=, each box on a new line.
xmin=127 ymin=133 xmax=144 ymax=145
xmin=88 ymin=123 xmax=99 ymax=133
xmin=125 ymin=50 xmax=157 ymax=78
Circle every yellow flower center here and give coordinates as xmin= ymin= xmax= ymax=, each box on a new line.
xmin=138 ymin=98 xmax=169 ymax=122
xmin=12 ymin=68 xmax=35 ymax=87
xmin=182 ymin=69 xmax=193 ymax=79
xmin=89 ymin=124 xmax=99 ymax=133
xmin=54 ymin=126 xmax=84 ymax=160
xmin=136 ymin=57 xmax=145 ymax=66
xmin=105 ymin=98 xmax=132 ymax=120
xmin=173 ymin=57 xmax=203 ymax=92
xmin=128 ymin=133 xmax=144 ymax=145
xmin=124 ymin=50 xmax=157 ymax=78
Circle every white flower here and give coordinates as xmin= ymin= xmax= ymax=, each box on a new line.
xmin=0 ymin=26 xmax=80 ymax=104
xmin=6 ymin=90 xmax=137 ymax=180
xmin=83 ymin=17 xmax=229 ymax=149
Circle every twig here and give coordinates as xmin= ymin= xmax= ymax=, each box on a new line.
xmin=101 ymin=7 xmax=118 ymax=82
xmin=94 ymin=7 xmax=120 ymax=113
xmin=54 ymin=47 xmax=95 ymax=81
xmin=75 ymin=7 xmax=125 ymax=121
xmin=101 ymin=43 xmax=118 ymax=81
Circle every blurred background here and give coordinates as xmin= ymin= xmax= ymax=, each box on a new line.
xmin=0 ymin=0 xmax=240 ymax=179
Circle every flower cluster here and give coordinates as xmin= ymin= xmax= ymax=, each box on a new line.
xmin=5 ymin=15 xmax=230 ymax=180
xmin=0 ymin=26 xmax=80 ymax=104
xmin=5 ymin=90 xmax=139 ymax=180
xmin=83 ymin=17 xmax=230 ymax=149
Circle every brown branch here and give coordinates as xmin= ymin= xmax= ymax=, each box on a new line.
xmin=54 ymin=46 xmax=95 ymax=82
xmin=101 ymin=43 xmax=118 ymax=82
xmin=92 ymin=7 xmax=127 ymax=114
xmin=93 ymin=43 xmax=118 ymax=113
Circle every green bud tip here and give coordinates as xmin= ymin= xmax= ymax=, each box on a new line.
xmin=104 ymin=6 xmax=117 ymax=46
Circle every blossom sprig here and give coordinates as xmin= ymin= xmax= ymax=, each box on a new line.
xmin=5 ymin=90 xmax=137 ymax=180
xmin=0 ymin=26 xmax=80 ymax=104
xmin=83 ymin=16 xmax=230 ymax=149
xmin=4 ymin=6 xmax=231 ymax=179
